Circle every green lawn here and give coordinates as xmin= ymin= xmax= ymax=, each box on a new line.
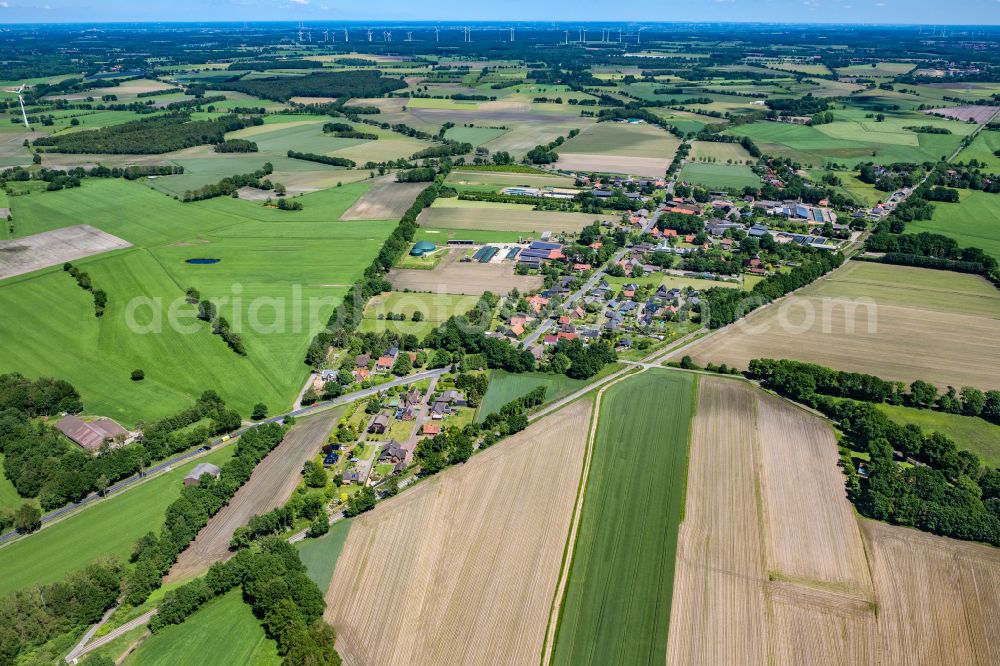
xmin=551 ymin=369 xmax=695 ymax=666
xmin=1 ymin=180 xmax=394 ymax=424
xmin=679 ymin=162 xmax=760 ymax=189
xmin=958 ymin=129 xmax=1000 ymax=170
xmin=124 ymin=589 xmax=279 ymax=666
xmin=876 ymin=403 xmax=1000 ymax=467
xmin=476 ymin=370 xmax=596 ymax=422
xmin=0 ymin=446 xmax=234 ymax=598
xmin=908 ymin=189 xmax=1000 ymax=262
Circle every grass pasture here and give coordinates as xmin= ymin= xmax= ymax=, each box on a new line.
xmin=908 ymin=189 xmax=1000 ymax=262
xmin=124 ymin=589 xmax=279 ymax=666
xmin=361 ymin=291 xmax=479 ymax=338
xmin=552 ymin=369 xmax=694 ymax=666
xmin=875 ymin=404 xmax=1000 ymax=467
xmin=689 ymin=140 xmax=754 ymax=164
xmin=679 ymin=261 xmax=1000 ymax=391
xmin=475 ymin=370 xmax=596 ymax=422
xmin=297 ymin=519 xmax=353 ymax=591
xmin=325 ymin=400 xmax=592 ymax=666
xmin=0 ymin=456 xmax=22 ymax=513
xmin=555 ymin=121 xmax=679 ymax=177
xmin=0 ymin=446 xmax=234 ymax=598
xmin=1 ymin=180 xmax=393 ymax=423
xmin=957 ymin=128 xmax=1000 ymax=170
xmin=443 ymin=125 xmax=508 ymax=146
xmin=679 ymin=162 xmax=760 ymax=189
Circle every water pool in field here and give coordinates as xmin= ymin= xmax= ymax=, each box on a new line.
xmin=185 ymin=258 xmax=220 ymax=264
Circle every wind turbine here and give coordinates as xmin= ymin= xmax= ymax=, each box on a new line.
xmin=434 ymin=27 xmax=440 ymax=42
xmin=7 ymin=84 xmax=28 ymax=129
xmin=564 ymin=30 xmax=569 ymax=45
xmin=367 ymin=29 xmax=373 ymax=42
xmin=638 ymin=27 xmax=646 ymax=44
xmin=510 ymin=27 xmax=514 ymax=42
xmin=405 ymin=31 xmax=413 ymax=42
xmin=344 ymin=28 xmax=348 ymax=42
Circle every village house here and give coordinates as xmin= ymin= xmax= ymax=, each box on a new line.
xmin=378 ymin=440 xmax=407 ymax=465
xmin=368 ymin=413 xmax=390 ymax=434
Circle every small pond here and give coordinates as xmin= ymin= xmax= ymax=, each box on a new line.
xmin=186 ymin=258 xmax=221 ymax=265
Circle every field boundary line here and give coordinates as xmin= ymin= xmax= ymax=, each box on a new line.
xmin=539 ymin=368 xmax=638 ymax=666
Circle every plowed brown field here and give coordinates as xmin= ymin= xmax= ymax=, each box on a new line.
xmin=324 ymin=399 xmax=592 ymax=666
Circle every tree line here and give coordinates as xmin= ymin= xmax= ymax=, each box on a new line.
xmin=286 ymin=150 xmax=355 ymax=168
xmin=182 ymin=162 xmax=274 ymax=202
xmin=212 ymin=70 xmax=406 ymax=102
xmin=63 ymin=262 xmax=107 ymax=317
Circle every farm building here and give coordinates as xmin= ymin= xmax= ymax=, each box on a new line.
xmin=183 ymin=463 xmax=221 ymax=487
xmin=410 ymin=240 xmax=437 ymax=257
xmin=56 ymin=415 xmax=128 ymax=452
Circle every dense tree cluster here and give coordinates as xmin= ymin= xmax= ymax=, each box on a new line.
xmin=410 ymin=142 xmax=472 ymax=159
xmin=227 ymin=59 xmax=323 ymax=71
xmin=33 ymin=113 xmax=262 ymax=154
xmin=213 ymin=139 xmax=258 ymax=153
xmin=0 ymin=558 xmax=124 ymax=665
xmin=183 ymin=162 xmax=274 ymax=202
xmin=151 ymin=538 xmax=341 ymax=665
xmin=321 ymin=122 xmax=378 ymax=140
xmin=747 ymin=359 xmax=1000 ymax=545
xmin=123 ymin=423 xmax=287 ymax=605
xmin=214 ymin=70 xmax=405 ymax=102
xmin=285 ymin=150 xmax=355 ymax=168
xmin=395 ymin=167 xmax=437 ymax=182
xmin=865 ymin=232 xmax=998 ymax=282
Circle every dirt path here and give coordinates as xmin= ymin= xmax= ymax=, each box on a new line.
xmin=166 ymin=409 xmax=340 ymax=582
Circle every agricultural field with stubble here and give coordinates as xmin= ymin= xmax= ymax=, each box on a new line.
xmin=679 ymin=261 xmax=1000 ymax=390
xmin=325 ymin=400 xmax=592 ymax=666
xmin=667 ymin=376 xmax=875 ymax=665
xmin=551 ymin=369 xmax=694 ymax=666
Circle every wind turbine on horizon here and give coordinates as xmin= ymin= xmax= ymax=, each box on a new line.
xmin=7 ymin=84 xmax=28 ymax=129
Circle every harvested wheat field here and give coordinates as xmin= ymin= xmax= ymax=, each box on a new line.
xmin=554 ymin=153 xmax=670 ymax=177
xmin=862 ymin=519 xmax=1000 ymax=666
xmin=324 ymin=399 xmax=592 ymax=666
xmin=339 ymin=178 xmax=427 ymax=221
xmin=166 ymin=410 xmax=340 ymax=582
xmin=667 ymin=377 xmax=876 ymax=665
xmin=389 ymin=248 xmax=541 ymax=295
xmin=678 ymin=261 xmax=1000 ymax=390
xmin=0 ymin=224 xmax=132 ymax=279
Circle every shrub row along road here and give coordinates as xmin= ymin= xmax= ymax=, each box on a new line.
xmin=0 ymin=367 xmax=449 ymax=546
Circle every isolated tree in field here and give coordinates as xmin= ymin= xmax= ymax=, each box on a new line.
xmin=411 ymin=310 xmax=424 ymax=322
xmin=131 ymin=369 xmax=144 ymax=381
xmin=14 ymin=502 xmax=41 ymax=533
xmin=251 ymin=403 xmax=268 ymax=420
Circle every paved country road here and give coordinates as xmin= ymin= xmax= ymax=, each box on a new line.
xmin=0 ymin=367 xmax=449 ymax=547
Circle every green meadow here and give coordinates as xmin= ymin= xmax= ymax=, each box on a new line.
xmin=0 ymin=456 xmax=22 ymax=513
xmin=875 ymin=404 xmax=1000 ymax=467
xmin=475 ymin=370 xmax=596 ymax=422
xmin=124 ymin=589 xmax=280 ymax=666
xmin=552 ymin=369 xmax=694 ymax=666
xmin=679 ymin=161 xmax=760 ymax=189
xmin=1 ymin=179 xmax=394 ymax=423
xmin=908 ymin=189 xmax=1000 ymax=262
xmin=0 ymin=446 xmax=234 ymax=598
xmin=297 ymin=519 xmax=353 ymax=591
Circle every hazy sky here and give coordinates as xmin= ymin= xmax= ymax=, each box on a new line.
xmin=0 ymin=0 xmax=998 ymax=25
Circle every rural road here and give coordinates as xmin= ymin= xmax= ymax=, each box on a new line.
xmin=166 ymin=408 xmax=343 ymax=582
xmin=0 ymin=367 xmax=449 ymax=548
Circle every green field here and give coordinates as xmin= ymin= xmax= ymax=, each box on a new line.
xmin=958 ymin=129 xmax=1000 ymax=170
xmin=124 ymin=589 xmax=279 ymax=666
xmin=557 ymin=121 xmax=681 ymax=158
xmin=907 ymin=189 xmax=1000 ymax=262
xmin=551 ymin=369 xmax=695 ymax=666
xmin=1 ymin=180 xmax=394 ymax=424
xmin=475 ymin=370 xmax=597 ymax=421
xmin=297 ymin=519 xmax=353 ymax=591
xmin=724 ymin=109 xmax=971 ymax=167
xmin=876 ymin=404 xmax=1000 ymax=467
xmin=443 ymin=125 xmax=509 ymax=146
xmin=679 ymin=161 xmax=760 ymax=189
xmin=0 ymin=446 xmax=234 ymax=598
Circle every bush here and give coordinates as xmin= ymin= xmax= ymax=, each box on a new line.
xmin=131 ymin=369 xmax=145 ymax=381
